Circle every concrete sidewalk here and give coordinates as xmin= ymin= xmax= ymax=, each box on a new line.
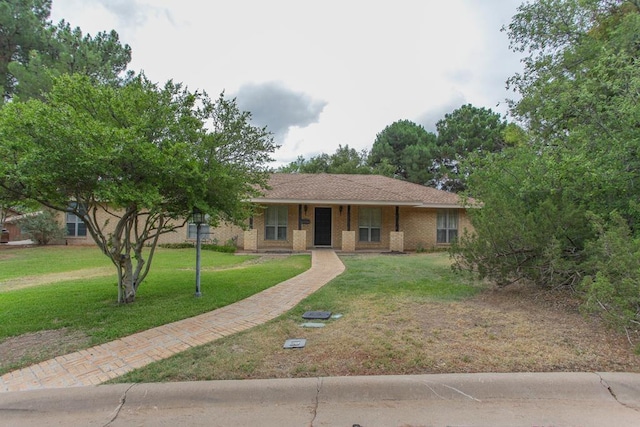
xmin=1 ymin=249 xmax=345 ymax=392
xmin=1 ymin=372 xmax=639 ymax=426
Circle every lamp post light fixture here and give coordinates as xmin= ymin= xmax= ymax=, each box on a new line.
xmin=192 ymin=207 xmax=206 ymax=297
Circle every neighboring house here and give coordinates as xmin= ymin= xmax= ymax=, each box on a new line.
xmin=239 ymin=173 xmax=474 ymax=252
xmin=2 ymin=208 xmax=27 ymax=242
xmin=52 ymin=173 xmax=475 ymax=252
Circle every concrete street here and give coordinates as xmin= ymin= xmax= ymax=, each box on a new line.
xmin=1 ymin=372 xmax=639 ymax=426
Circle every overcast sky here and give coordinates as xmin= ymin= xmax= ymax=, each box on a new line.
xmin=50 ymin=0 xmax=524 ymax=166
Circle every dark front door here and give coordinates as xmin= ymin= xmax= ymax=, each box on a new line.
xmin=314 ymin=207 xmax=332 ymax=246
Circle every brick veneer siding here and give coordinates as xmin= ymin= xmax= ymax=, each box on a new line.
xmin=243 ymin=229 xmax=258 ymax=251
xmin=341 ymin=230 xmax=356 ymax=252
xmin=53 ymin=203 xmax=474 ymax=252
xmin=389 ymin=231 xmax=404 ymax=252
xmin=251 ymin=204 xmax=295 ymax=250
xmin=293 ymin=230 xmax=307 ymax=251
xmin=401 ymin=207 xmax=472 ymax=251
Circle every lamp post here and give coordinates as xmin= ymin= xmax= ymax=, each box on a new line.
xmin=192 ymin=207 xmax=206 ymax=297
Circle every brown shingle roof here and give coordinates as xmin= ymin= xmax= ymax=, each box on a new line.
xmin=251 ymin=173 xmax=468 ymax=208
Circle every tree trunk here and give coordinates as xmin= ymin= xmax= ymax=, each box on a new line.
xmin=119 ymin=254 xmax=136 ymax=303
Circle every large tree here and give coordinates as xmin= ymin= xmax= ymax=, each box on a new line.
xmin=433 ymin=104 xmax=509 ymax=192
xmin=278 ymin=144 xmax=384 ymax=175
xmin=0 ymin=74 xmax=276 ymax=303
xmin=0 ymin=0 xmax=131 ymax=103
xmin=368 ymin=120 xmax=437 ymax=181
xmin=453 ymin=0 xmax=640 ymax=332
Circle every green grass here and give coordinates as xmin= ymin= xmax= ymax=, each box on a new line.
xmin=289 ymin=253 xmax=479 ymax=317
xmin=0 ymin=247 xmax=310 ymax=344
xmin=112 ymin=252 xmax=482 ymax=383
xmin=0 ymin=246 xmax=112 ymax=280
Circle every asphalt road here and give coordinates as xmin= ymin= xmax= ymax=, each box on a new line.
xmin=1 ymin=372 xmax=639 ymax=426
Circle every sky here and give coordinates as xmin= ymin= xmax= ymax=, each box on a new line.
xmin=50 ymin=0 xmax=525 ymax=167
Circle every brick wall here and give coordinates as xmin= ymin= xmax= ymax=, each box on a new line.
xmin=52 ymin=203 xmax=474 ymax=252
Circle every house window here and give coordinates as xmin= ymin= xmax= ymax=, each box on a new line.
xmin=187 ymin=223 xmax=210 ymax=240
xmin=66 ymin=203 xmax=87 ymax=237
xmin=437 ymin=209 xmax=458 ymax=243
xmin=265 ymin=206 xmax=288 ymax=240
xmin=359 ymin=207 xmax=381 ymax=242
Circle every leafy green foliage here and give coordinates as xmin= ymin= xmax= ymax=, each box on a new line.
xmin=433 ymin=105 xmax=509 ymax=192
xmin=454 ymin=0 xmax=640 ymax=335
xmin=278 ymin=144 xmax=377 ymax=174
xmin=368 ymin=120 xmax=437 ymax=181
xmin=367 ymin=109 xmax=509 ymax=191
xmin=0 ymin=0 xmax=131 ymax=102
xmin=158 ymin=242 xmax=237 ymax=253
xmin=580 ymin=213 xmax=640 ymax=332
xmin=0 ymin=74 xmax=276 ymax=303
xmin=16 ymin=209 xmax=65 ymax=245
xmin=452 ymin=147 xmax=590 ymax=288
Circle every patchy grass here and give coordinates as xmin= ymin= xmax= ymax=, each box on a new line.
xmin=114 ymin=253 xmax=640 ymax=384
xmin=0 ymin=246 xmax=111 ymax=281
xmin=0 ymin=247 xmax=310 ymax=374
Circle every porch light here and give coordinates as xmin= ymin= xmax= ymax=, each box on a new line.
xmin=192 ymin=207 xmax=205 ymax=297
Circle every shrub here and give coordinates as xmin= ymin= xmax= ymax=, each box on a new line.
xmin=159 ymin=242 xmax=236 ymax=253
xmin=18 ymin=210 xmax=66 ymax=245
xmin=158 ymin=243 xmax=194 ymax=249
xmin=202 ymin=243 xmax=236 ymax=253
xmin=580 ymin=213 xmax=640 ymax=337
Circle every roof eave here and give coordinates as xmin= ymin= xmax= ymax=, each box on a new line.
xmin=249 ymin=198 xmax=467 ymax=208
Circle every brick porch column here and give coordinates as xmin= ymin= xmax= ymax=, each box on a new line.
xmin=390 ymin=231 xmax=404 ymax=252
xmin=342 ymin=230 xmax=356 ymax=252
xmin=293 ymin=230 xmax=307 ymax=251
xmin=243 ymin=229 xmax=258 ymax=252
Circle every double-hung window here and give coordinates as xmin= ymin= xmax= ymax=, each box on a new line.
xmin=359 ymin=207 xmax=381 ymax=242
xmin=66 ymin=202 xmax=87 ymax=237
xmin=265 ymin=206 xmax=288 ymax=240
xmin=187 ymin=223 xmax=210 ymax=240
xmin=437 ymin=209 xmax=458 ymax=243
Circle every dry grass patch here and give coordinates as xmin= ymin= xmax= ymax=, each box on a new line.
xmin=116 ymin=255 xmax=639 ymax=384
xmin=0 ymin=328 xmax=92 ymax=373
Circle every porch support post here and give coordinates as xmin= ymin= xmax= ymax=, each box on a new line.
xmin=342 ymin=230 xmax=356 ymax=252
xmin=243 ymin=229 xmax=258 ymax=252
xmin=347 ymin=205 xmax=351 ymax=231
xmin=298 ymin=204 xmax=302 ymax=230
xmin=293 ymin=230 xmax=307 ymax=251
xmin=390 ymin=231 xmax=404 ymax=252
xmin=395 ymin=205 xmax=400 ymax=232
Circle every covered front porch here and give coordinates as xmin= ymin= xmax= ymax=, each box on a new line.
xmin=243 ymin=203 xmax=408 ymax=253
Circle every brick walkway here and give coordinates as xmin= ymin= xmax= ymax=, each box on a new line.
xmin=0 ymin=250 xmax=345 ymax=392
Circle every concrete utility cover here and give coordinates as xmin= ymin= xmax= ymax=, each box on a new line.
xmin=302 ymin=311 xmax=332 ymax=320
xmin=283 ymin=338 xmax=307 ymax=349
xmin=301 ymin=322 xmax=325 ymax=328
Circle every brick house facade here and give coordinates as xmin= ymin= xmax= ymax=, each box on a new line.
xmin=53 ymin=173 xmax=474 ymax=252
xmin=240 ymin=173 xmax=473 ymax=252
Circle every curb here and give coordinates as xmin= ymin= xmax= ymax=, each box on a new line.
xmin=2 ymin=372 xmax=640 ymax=427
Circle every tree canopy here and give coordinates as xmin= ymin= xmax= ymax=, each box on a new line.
xmin=368 ymin=120 xmax=437 ymax=181
xmin=0 ymin=74 xmax=276 ymax=303
xmin=0 ymin=0 xmax=131 ymax=103
xmin=279 ymin=144 xmax=375 ymax=174
xmin=452 ymin=0 xmax=640 ymax=335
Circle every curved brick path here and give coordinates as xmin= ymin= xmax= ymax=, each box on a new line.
xmin=1 ymin=250 xmax=345 ymax=392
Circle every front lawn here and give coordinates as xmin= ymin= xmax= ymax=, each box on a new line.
xmin=113 ymin=252 xmax=640 ymax=383
xmin=0 ymin=246 xmax=310 ymax=374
